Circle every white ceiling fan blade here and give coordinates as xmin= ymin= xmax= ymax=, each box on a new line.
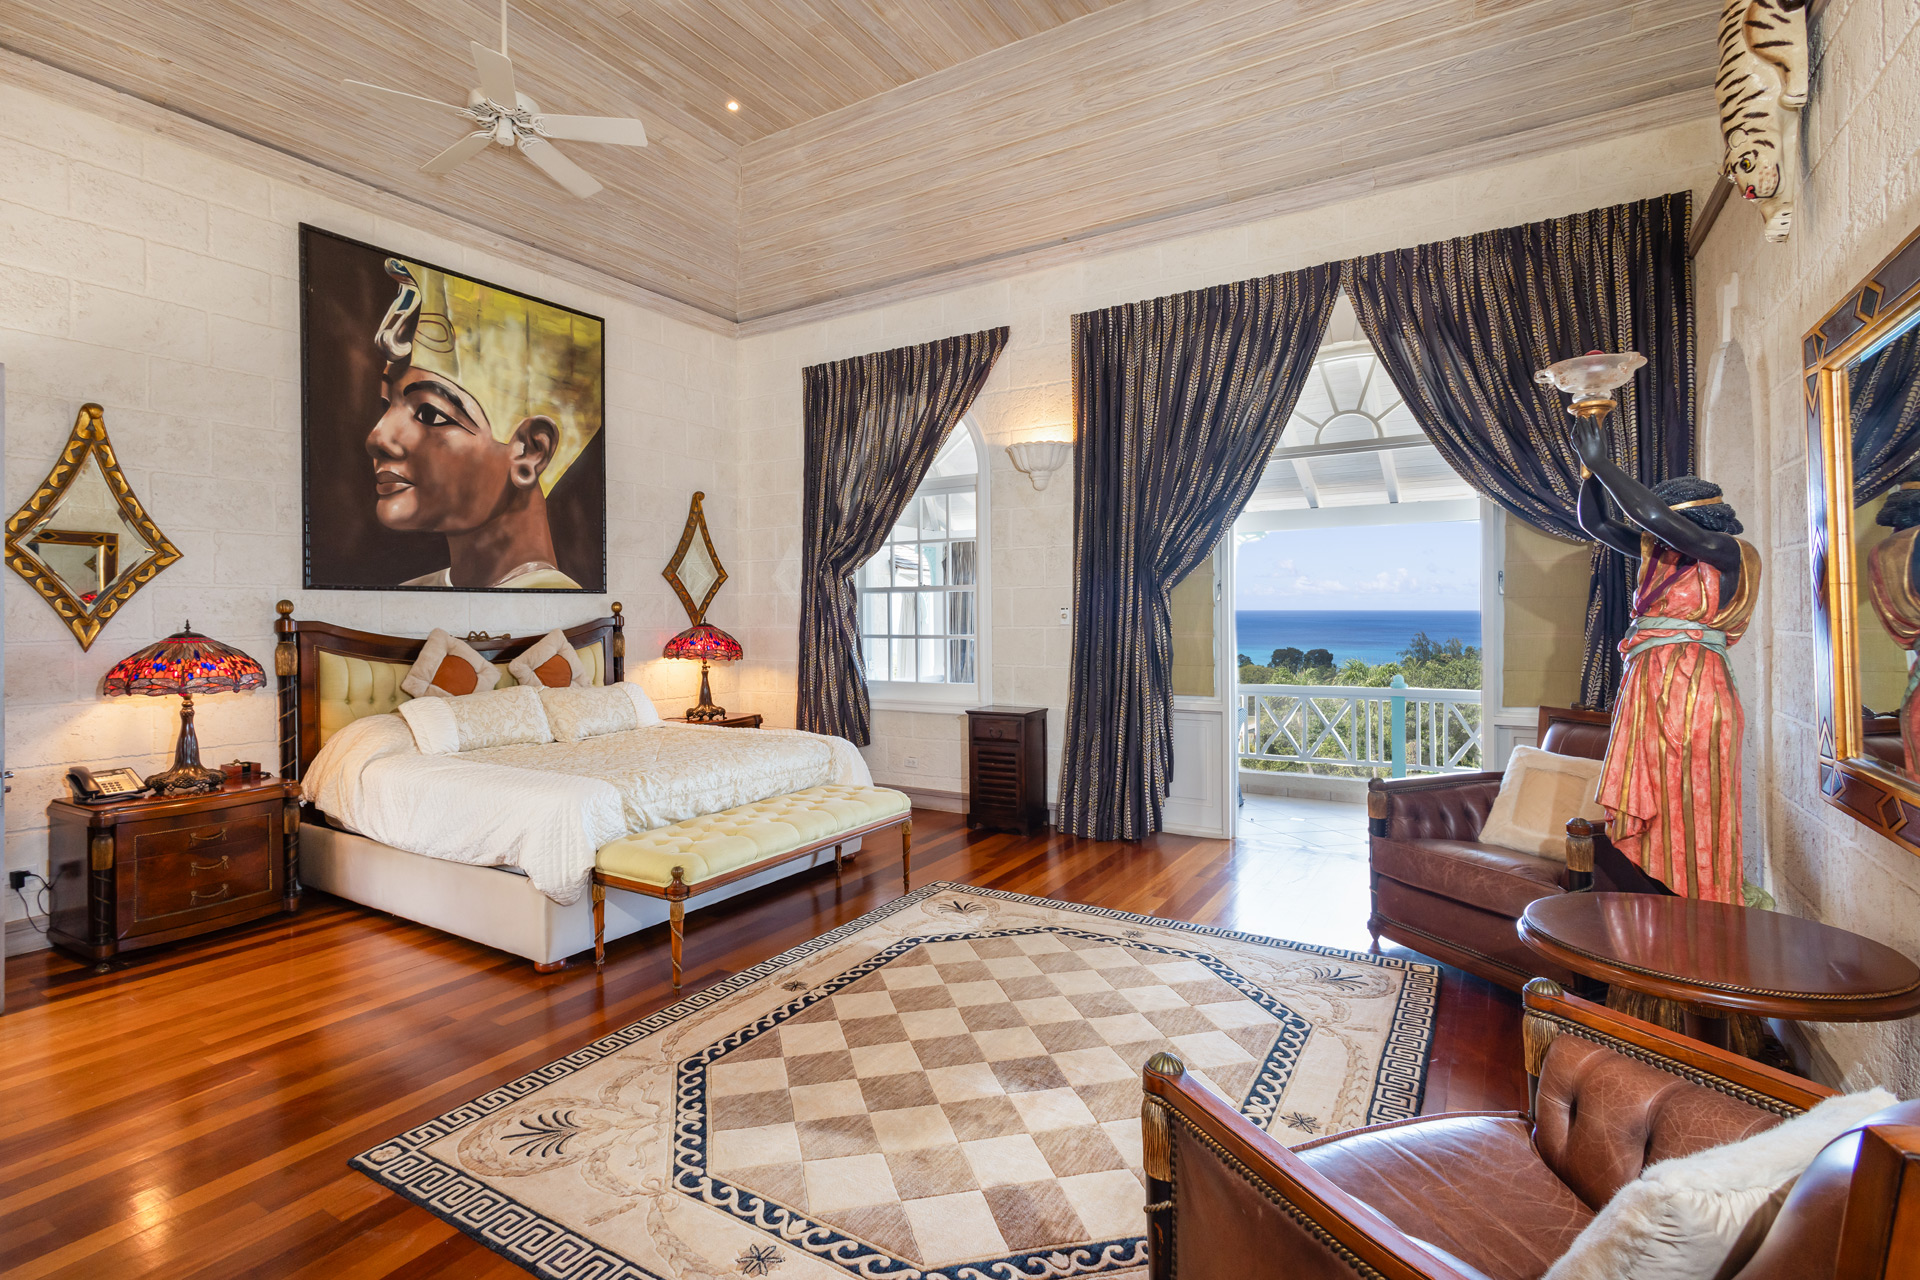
xmin=469 ymin=40 xmax=518 ymax=106
xmin=421 ymin=131 xmax=494 ymax=176
xmin=518 ymin=136 xmax=603 ymax=198
xmin=536 ymin=114 xmax=647 ymax=147
xmin=344 ymin=79 xmax=466 ymax=114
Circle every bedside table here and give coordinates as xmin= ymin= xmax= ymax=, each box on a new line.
xmin=671 ymin=713 xmax=763 ymax=728
xmin=46 ymin=777 xmax=302 ymax=971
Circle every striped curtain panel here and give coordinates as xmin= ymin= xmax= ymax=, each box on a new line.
xmin=1343 ymin=192 xmax=1696 ymax=709
xmin=798 ymin=327 xmax=1009 ymax=746
xmin=1058 ymin=266 xmax=1341 ymax=842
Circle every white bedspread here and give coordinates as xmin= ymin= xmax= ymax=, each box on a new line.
xmin=303 ymin=716 xmax=872 ymax=904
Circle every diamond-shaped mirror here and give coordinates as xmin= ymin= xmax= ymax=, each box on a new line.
xmin=6 ymin=405 xmax=181 ymax=650
xmin=663 ymin=491 xmax=726 ymax=625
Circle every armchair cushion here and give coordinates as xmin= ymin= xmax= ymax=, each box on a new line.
xmin=1295 ymin=1112 xmax=1593 ymax=1280
xmin=1532 ymin=1035 xmax=1786 ymax=1209
xmin=1478 ymin=746 xmax=1607 ymax=860
xmin=1543 ymin=1088 xmax=1899 ymax=1280
xmin=1371 ymin=836 xmax=1568 ymax=918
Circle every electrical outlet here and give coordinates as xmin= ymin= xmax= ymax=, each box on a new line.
xmin=903 ymin=757 xmax=920 ymax=770
xmin=7 ymin=870 xmax=27 ymax=892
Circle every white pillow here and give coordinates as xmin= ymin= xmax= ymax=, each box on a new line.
xmin=398 ymin=685 xmax=554 ymax=754
xmin=1478 ymin=745 xmax=1609 ymax=860
xmin=400 ymin=628 xmax=498 ymax=699
xmin=507 ymin=628 xmax=591 ymax=689
xmin=540 ymin=683 xmax=659 ymax=741
xmin=1544 ymin=1088 xmax=1899 ymax=1280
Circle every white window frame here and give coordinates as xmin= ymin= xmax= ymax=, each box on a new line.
xmin=864 ymin=417 xmax=991 ymax=714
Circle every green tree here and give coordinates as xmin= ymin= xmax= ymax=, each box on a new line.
xmin=1304 ymin=647 xmax=1334 ymax=670
xmin=1238 ymin=653 xmax=1253 ymax=666
xmin=1271 ymin=646 xmax=1305 ymax=670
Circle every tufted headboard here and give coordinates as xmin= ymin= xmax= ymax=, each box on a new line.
xmin=273 ymin=600 xmax=625 ymax=781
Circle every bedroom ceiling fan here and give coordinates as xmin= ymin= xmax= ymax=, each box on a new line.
xmin=343 ymin=0 xmax=646 ymax=199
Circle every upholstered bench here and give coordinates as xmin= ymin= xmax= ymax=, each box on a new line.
xmin=591 ymin=784 xmax=913 ymax=988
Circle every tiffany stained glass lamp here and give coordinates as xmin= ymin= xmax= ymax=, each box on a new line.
xmin=104 ymin=623 xmax=267 ymax=795
xmin=663 ymin=622 xmax=742 ymax=722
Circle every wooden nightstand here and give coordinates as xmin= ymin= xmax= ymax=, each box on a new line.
xmin=46 ymin=777 xmax=302 ymax=971
xmin=966 ymin=706 xmax=1049 ymax=835
xmin=670 ymin=713 xmax=763 ymax=728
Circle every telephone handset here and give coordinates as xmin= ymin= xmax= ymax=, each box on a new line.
xmin=67 ymin=766 xmax=149 ymax=802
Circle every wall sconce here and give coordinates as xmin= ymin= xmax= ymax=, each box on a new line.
xmin=1006 ymin=439 xmax=1073 ymax=491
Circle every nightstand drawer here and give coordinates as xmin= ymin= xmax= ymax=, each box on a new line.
xmin=970 ymin=716 xmax=1024 ymax=742
xmin=131 ymin=842 xmax=276 ymax=926
xmin=130 ymin=810 xmax=273 ymax=864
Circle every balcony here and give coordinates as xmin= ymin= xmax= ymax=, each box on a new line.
xmin=1238 ymin=681 xmax=1482 ymax=782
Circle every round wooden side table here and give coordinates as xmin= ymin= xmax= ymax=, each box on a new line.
xmin=1517 ymin=892 xmax=1920 ymax=1050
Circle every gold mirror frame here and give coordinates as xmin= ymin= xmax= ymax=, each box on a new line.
xmin=663 ymin=491 xmax=727 ymax=626
xmin=5 ymin=404 xmax=181 ymax=650
xmin=1809 ymin=220 xmax=1920 ymax=851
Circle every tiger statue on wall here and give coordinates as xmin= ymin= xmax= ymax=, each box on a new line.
xmin=1718 ymin=0 xmax=1809 ymax=243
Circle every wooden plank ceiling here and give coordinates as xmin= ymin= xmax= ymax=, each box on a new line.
xmin=1 ymin=0 xmax=1719 ymax=324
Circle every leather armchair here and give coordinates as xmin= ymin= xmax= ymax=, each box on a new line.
xmin=1141 ymin=980 xmax=1920 ymax=1280
xmin=1366 ymin=706 xmax=1666 ymax=991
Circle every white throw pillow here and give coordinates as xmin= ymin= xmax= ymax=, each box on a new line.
xmin=507 ymin=628 xmax=591 ymax=689
xmin=400 ymin=628 xmax=499 ymax=699
xmin=540 ymin=683 xmax=659 ymax=741
xmin=1544 ymin=1088 xmax=1899 ymax=1280
xmin=398 ymin=685 xmax=555 ymax=754
xmin=1478 ymin=745 xmax=1609 ymax=860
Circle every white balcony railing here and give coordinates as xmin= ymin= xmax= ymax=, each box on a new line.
xmin=1238 ymin=680 xmax=1482 ymax=779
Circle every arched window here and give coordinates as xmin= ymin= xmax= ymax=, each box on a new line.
xmin=857 ymin=420 xmax=989 ymax=708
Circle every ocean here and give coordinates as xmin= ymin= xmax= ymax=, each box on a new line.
xmin=1234 ymin=609 xmax=1482 ymax=667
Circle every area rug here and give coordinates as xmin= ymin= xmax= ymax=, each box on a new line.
xmin=353 ymin=883 xmax=1438 ymax=1279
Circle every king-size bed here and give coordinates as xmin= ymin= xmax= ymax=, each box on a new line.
xmin=275 ymin=602 xmax=873 ymax=970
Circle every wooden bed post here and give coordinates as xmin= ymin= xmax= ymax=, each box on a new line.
xmin=902 ymin=818 xmax=912 ymax=892
xmin=592 ymin=881 xmax=606 ymax=971
xmin=667 ymin=865 xmax=689 ymax=992
xmin=609 ymin=601 xmax=625 ymax=682
xmin=274 ymin=600 xmax=299 ymax=781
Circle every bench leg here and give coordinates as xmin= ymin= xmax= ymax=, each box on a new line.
xmin=834 ymin=842 xmax=844 ymax=881
xmin=902 ymin=818 xmax=912 ymax=893
xmin=592 ymin=880 xmax=606 ymax=971
xmin=668 ymin=865 xmax=689 ymax=993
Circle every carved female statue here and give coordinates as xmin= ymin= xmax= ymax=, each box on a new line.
xmin=1572 ymin=419 xmax=1762 ymax=904
xmin=1865 ymin=480 xmax=1920 ymax=771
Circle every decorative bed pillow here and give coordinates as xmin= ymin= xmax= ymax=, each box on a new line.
xmin=398 ymin=685 xmax=554 ymax=754
xmin=508 ymin=628 xmax=590 ymax=689
xmin=1544 ymin=1088 xmax=1898 ymax=1280
xmin=540 ymin=683 xmax=660 ymax=742
xmin=400 ymin=629 xmax=497 ymax=699
xmin=1477 ymin=745 xmax=1608 ymax=860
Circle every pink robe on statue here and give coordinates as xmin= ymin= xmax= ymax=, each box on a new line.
xmin=1596 ymin=535 xmax=1761 ymax=904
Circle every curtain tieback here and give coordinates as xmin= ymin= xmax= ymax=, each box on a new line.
xmin=1623 ymin=616 xmax=1736 ymax=696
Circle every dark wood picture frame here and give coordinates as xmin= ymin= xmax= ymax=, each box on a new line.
xmin=1806 ymin=218 xmax=1920 ymax=854
xmin=297 ymin=224 xmax=608 ymax=594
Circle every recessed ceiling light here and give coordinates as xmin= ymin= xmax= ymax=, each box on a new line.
xmin=726 ymin=101 xmax=740 ymax=112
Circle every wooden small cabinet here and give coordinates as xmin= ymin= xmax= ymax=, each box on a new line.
xmin=47 ymin=778 xmax=301 ymax=971
xmin=966 ymin=706 xmax=1049 ymax=835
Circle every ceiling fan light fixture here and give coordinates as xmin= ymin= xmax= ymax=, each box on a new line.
xmin=726 ymin=100 xmax=740 ymax=112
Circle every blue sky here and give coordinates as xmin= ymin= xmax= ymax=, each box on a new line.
xmin=1235 ymin=520 xmax=1481 ymax=611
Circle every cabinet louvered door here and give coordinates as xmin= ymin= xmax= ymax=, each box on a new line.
xmin=966 ymin=707 xmax=1048 ymax=835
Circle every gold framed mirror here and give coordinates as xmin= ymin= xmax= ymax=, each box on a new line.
xmin=6 ymin=404 xmax=181 ymax=650
xmin=663 ymin=491 xmax=726 ymax=625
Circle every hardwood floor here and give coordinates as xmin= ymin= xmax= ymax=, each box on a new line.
xmin=0 ymin=801 xmax=1524 ymax=1279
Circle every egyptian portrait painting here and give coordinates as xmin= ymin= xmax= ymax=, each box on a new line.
xmin=300 ymin=225 xmax=606 ymax=592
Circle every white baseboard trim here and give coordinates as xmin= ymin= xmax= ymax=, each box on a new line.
xmin=6 ymin=917 xmax=52 ymax=957
xmin=892 ymin=785 xmax=964 ymax=813
xmin=1239 ymin=772 xmax=1370 ymax=804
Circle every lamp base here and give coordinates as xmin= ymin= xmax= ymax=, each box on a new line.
xmin=683 ymin=658 xmax=728 ymax=722
xmin=148 ymin=689 xmax=222 ymax=795
xmin=144 ymin=763 xmax=224 ymax=796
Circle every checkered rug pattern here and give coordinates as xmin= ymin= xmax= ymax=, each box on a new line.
xmin=701 ymin=932 xmax=1286 ymax=1266
xmin=352 ymin=883 xmax=1436 ymax=1280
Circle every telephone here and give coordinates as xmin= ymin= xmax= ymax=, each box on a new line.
xmin=67 ymin=765 xmax=149 ymax=802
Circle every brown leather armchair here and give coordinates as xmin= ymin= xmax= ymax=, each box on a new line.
xmin=1366 ymin=706 xmax=1667 ymax=991
xmin=1141 ymin=980 xmax=1920 ymax=1280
